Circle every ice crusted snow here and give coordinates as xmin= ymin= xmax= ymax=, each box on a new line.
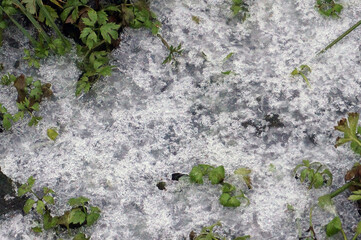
xmin=1 ymin=0 xmax=361 ymax=239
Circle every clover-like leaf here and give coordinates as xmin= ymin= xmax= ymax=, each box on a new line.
xmin=208 ymin=166 xmax=225 ymax=184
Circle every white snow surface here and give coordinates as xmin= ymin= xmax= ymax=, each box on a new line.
xmin=1 ymin=0 xmax=361 ymax=239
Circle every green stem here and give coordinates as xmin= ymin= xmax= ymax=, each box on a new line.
xmin=36 ymin=0 xmax=70 ymax=48
xmin=11 ymin=0 xmax=51 ymax=44
xmin=299 ymin=72 xmax=311 ymax=88
xmin=329 ymin=181 xmax=356 ymax=199
xmin=350 ymin=136 xmax=361 ymax=148
xmin=309 ymin=206 xmax=316 ymax=239
xmin=0 ymin=6 xmax=38 ymax=46
xmin=352 ymin=232 xmax=360 ymax=240
xmin=317 ymin=19 xmax=361 ymax=55
xmin=83 ymin=40 xmax=106 ymax=60
xmin=340 ymin=229 xmax=348 ymax=240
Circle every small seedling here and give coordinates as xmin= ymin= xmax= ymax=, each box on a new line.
xmin=191 ymin=221 xmax=250 ymax=240
xmin=188 ymin=164 xmax=249 ymax=207
xmin=315 ymin=0 xmax=343 ymax=18
xmin=291 ymin=65 xmax=311 ymax=87
xmin=293 ymin=160 xmax=332 ymax=189
xmin=192 ymin=16 xmax=200 ymax=24
xmin=334 ymin=113 xmax=361 ymax=155
xmin=162 ymin=44 xmax=183 ymax=65
xmin=219 ymin=182 xmax=249 ymax=207
xmin=230 ymin=0 xmax=249 ymax=21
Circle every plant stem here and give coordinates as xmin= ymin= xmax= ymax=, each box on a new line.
xmin=0 ymin=6 xmax=38 ymax=46
xmin=299 ymin=72 xmax=311 ymax=88
xmin=340 ymin=229 xmax=348 ymax=240
xmin=329 ymin=181 xmax=356 ymax=199
xmin=317 ymin=20 xmax=361 ymax=55
xmin=36 ymin=0 xmax=70 ymax=48
xmin=11 ymin=0 xmax=51 ymax=44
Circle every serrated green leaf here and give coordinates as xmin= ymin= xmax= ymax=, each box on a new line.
xmin=43 ymin=195 xmax=54 ymax=205
xmin=68 ymin=196 xmax=89 ymax=207
xmin=43 ymin=211 xmax=58 ymax=230
xmin=82 ymin=9 xmax=97 ymax=26
xmin=86 ymin=212 xmax=100 ymax=226
xmin=36 ymin=200 xmax=45 ymax=215
xmin=69 ymin=208 xmax=86 ymax=225
xmin=23 ymin=198 xmax=36 ymax=214
xmin=100 ymin=23 xmax=120 ymax=43
xmin=22 ymin=0 xmax=36 ymax=15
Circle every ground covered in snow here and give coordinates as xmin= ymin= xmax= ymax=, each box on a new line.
xmin=1 ymin=0 xmax=361 ymax=239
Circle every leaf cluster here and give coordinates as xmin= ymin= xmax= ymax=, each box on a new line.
xmin=189 ymin=164 xmax=250 ymax=208
xmin=293 ymin=160 xmax=332 ymax=189
xmin=124 ymin=2 xmax=161 ymax=35
xmin=316 ymin=0 xmax=343 ymax=18
xmin=0 ymin=73 xmax=52 ymax=130
xmin=334 ymin=112 xmax=361 ymax=155
xmin=18 ymin=176 xmax=100 ymax=239
xmin=291 ymin=65 xmax=311 ymax=87
xmin=162 ymin=44 xmax=183 ymax=65
xmin=230 ymin=0 xmax=249 ymax=21
xmin=191 ymin=221 xmax=250 ymax=240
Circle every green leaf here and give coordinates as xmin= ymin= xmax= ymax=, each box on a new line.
xmin=335 ymin=113 xmax=361 ymax=155
xmin=219 ymin=193 xmax=241 ymax=207
xmin=21 ymin=0 xmax=36 ymax=15
xmin=326 ymin=216 xmax=342 ymax=237
xmin=69 ymin=208 xmax=86 ymax=225
xmin=100 ymin=22 xmax=120 ymax=43
xmin=82 ymin=9 xmax=97 ymax=26
xmin=223 ymin=52 xmax=234 ymax=61
xmin=43 ymin=187 xmax=55 ymax=194
xmin=318 ymin=194 xmax=333 ymax=210
xmin=36 ymin=200 xmax=45 ymax=215
xmin=208 ymin=166 xmax=225 ymax=184
xmin=23 ymin=199 xmax=36 ymax=214
xmin=221 ymin=70 xmax=232 ymax=75
xmin=31 ymin=102 xmax=40 ymax=111
xmin=348 ymin=195 xmax=361 ymax=201
xmin=73 ymin=233 xmax=90 ymax=240
xmin=38 ymin=5 xmax=58 ymax=26
xmin=43 ymin=211 xmax=58 ymax=230
xmin=234 ymin=167 xmax=252 ymax=189
xmin=43 ymin=195 xmax=54 ymax=205
xmin=86 ymin=212 xmax=100 ymax=226
xmin=313 ymin=172 xmax=324 ymax=189
xmin=28 ymin=116 xmax=42 ymax=126
xmin=222 ymin=183 xmax=236 ymax=193
xmin=68 ymin=196 xmax=89 ymax=207
xmin=189 ymin=164 xmax=213 ymax=184
xmin=47 ymin=128 xmax=58 ymax=141
xmin=32 ymin=227 xmax=42 ymax=233
xmin=97 ymin=10 xmax=107 ymax=25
